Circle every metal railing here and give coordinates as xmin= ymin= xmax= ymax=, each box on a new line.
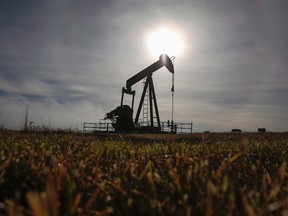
xmin=83 ymin=121 xmax=193 ymax=134
xmin=161 ymin=122 xmax=193 ymax=134
xmin=83 ymin=119 xmax=115 ymax=132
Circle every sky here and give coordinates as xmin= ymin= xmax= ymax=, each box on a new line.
xmin=0 ymin=0 xmax=287 ymax=132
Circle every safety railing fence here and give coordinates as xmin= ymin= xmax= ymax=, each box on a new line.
xmin=161 ymin=122 xmax=193 ymax=134
xmin=83 ymin=120 xmax=115 ymax=132
xmin=83 ymin=121 xmax=193 ymax=134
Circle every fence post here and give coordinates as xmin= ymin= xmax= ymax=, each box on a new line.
xmin=191 ymin=122 xmax=193 ymax=134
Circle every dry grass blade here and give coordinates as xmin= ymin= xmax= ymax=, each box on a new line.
xmin=84 ymin=186 xmax=101 ymax=212
xmin=26 ymin=192 xmax=46 ymax=216
xmin=278 ymin=161 xmax=286 ymax=181
xmin=5 ymin=199 xmax=24 ymax=216
xmin=26 ymin=175 xmax=59 ymax=216
xmin=71 ymin=193 xmax=82 ymax=214
xmin=242 ymin=195 xmax=257 ymax=216
xmin=267 ymin=198 xmax=288 ymax=213
xmin=215 ymin=151 xmax=244 ymax=180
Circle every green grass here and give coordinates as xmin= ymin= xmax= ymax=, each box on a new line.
xmin=0 ymin=131 xmax=288 ymax=215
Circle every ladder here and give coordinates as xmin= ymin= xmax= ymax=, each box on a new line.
xmin=142 ymin=78 xmax=149 ymax=126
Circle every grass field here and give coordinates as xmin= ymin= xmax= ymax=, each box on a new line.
xmin=0 ymin=130 xmax=288 ymax=215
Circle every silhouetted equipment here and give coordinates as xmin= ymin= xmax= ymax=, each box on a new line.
xmin=231 ymin=129 xmax=242 ymax=133
xmin=105 ymin=54 xmax=174 ymax=132
xmin=258 ymin=128 xmax=266 ymax=133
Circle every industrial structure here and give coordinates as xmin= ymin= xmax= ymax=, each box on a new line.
xmin=83 ymin=54 xmax=193 ymax=134
xmin=105 ymin=54 xmax=175 ymax=132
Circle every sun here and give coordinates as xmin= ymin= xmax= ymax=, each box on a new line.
xmin=147 ymin=27 xmax=183 ymax=58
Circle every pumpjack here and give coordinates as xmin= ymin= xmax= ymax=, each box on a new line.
xmin=105 ymin=54 xmax=174 ymax=132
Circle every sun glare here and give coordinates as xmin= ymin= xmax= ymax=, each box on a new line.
xmin=147 ymin=27 xmax=183 ymax=58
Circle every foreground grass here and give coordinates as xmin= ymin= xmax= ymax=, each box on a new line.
xmin=0 ymin=131 xmax=288 ymax=215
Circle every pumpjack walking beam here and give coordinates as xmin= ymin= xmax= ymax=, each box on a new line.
xmin=125 ymin=54 xmax=174 ymax=91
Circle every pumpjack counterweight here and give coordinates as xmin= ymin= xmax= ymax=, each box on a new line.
xmin=105 ymin=54 xmax=174 ymax=132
